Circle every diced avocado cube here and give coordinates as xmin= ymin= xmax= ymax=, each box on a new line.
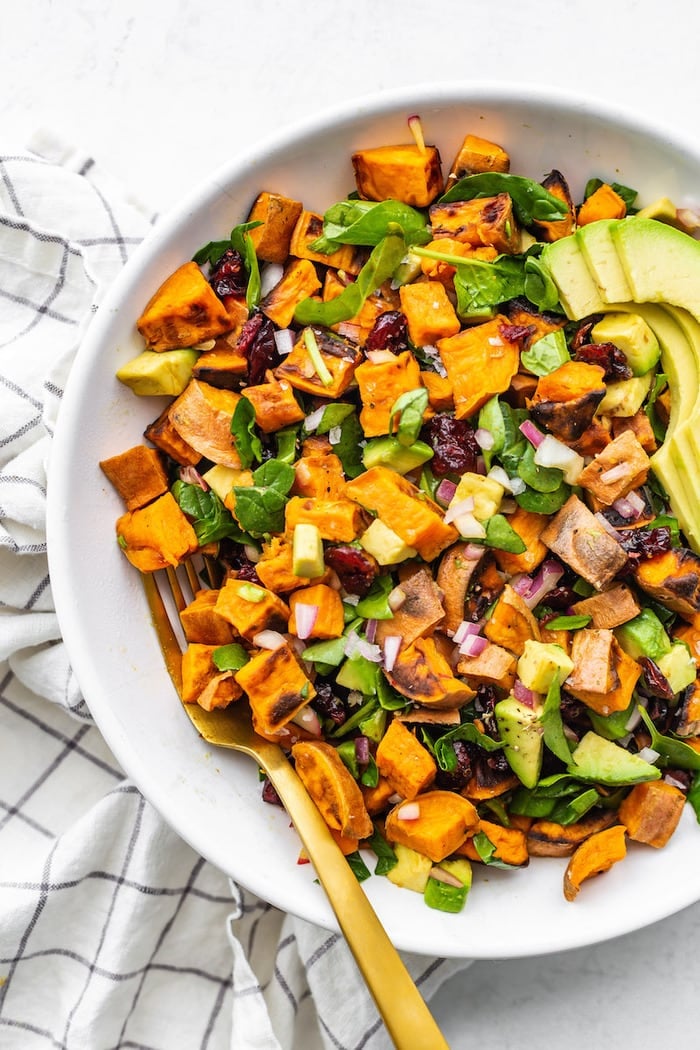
xmin=615 ymin=608 xmax=672 ymax=662
xmin=292 ymin=522 xmax=325 ymax=578
xmin=116 ymin=348 xmax=199 ymax=395
xmin=424 ymin=874 xmax=469 ymax=913
xmin=335 ymin=654 xmax=379 ymax=695
xmin=657 ymin=642 xmax=697 ymax=695
xmin=450 ymin=472 xmax=504 ymax=522
xmin=203 ymin=464 xmax=253 ymax=503
xmin=494 ymin=694 xmax=544 ymax=789
xmin=635 ymin=197 xmax=681 ymax=226
xmin=517 ymin=639 xmax=574 ymax=694
xmin=359 ymin=518 xmax=417 ymax=565
xmin=567 ymin=731 xmax=661 ymax=785
xmin=596 ymin=371 xmax=654 ymax=417
xmin=386 ymin=843 xmax=432 ymax=893
xmin=362 ymin=436 xmax=434 ymax=475
xmin=592 ymin=312 xmax=661 ymax=376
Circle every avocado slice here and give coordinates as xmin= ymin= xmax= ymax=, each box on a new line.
xmin=494 ymin=694 xmax=544 ymax=789
xmin=540 ymin=236 xmax=606 ymax=319
xmin=567 ymin=731 xmax=661 ymax=785
xmin=577 ymin=219 xmax=633 ymax=304
xmin=362 ymin=436 xmax=433 ymax=475
xmin=611 ymin=216 xmax=700 ymax=324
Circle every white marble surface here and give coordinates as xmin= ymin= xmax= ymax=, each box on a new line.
xmin=4 ymin=2 xmax=700 ymax=1047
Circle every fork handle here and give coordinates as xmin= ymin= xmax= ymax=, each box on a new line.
xmin=263 ymin=749 xmax=451 ymax=1050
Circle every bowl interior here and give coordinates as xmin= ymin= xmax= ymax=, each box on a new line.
xmin=47 ymin=84 xmax=700 ymax=958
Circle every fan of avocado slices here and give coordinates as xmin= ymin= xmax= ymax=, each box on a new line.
xmin=541 ymin=216 xmax=700 ymax=552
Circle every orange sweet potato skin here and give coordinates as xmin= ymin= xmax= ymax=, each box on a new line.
xmin=563 ymin=824 xmax=627 ymax=901
xmin=291 ymin=740 xmax=373 ymax=839
xmin=100 ymin=445 xmax=169 ymax=511
xmin=384 ymin=790 xmax=480 ymax=863
xmin=456 ymin=820 xmax=529 ymax=867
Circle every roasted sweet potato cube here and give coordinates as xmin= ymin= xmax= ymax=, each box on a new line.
xmin=289 ymin=583 xmax=344 ymax=640
xmin=398 ymin=281 xmax=460 ymax=346
xmin=255 ymin=536 xmax=319 ymax=593
xmin=144 ymin=405 xmax=201 ymax=466
xmin=292 ymin=449 xmax=346 ymax=499
xmin=355 ymin=349 xmax=423 ymax=437
xmin=447 ymin=133 xmax=510 ymax=186
xmin=464 ymin=765 xmax=519 ymax=801
xmin=634 ymin=548 xmax=700 ymax=621
xmin=483 ymin=584 xmax=541 ymax=656
xmin=137 ymin=261 xmax=232 ymax=351
xmin=385 ymin=636 xmax=476 ymax=710
xmin=323 ymin=272 xmax=399 ymax=344
xmin=619 ymin=780 xmax=686 ymax=848
xmin=179 ymin=589 xmax=237 ymax=645
xmin=289 ymin=211 xmax=363 ymax=274
xmin=674 ymin=680 xmax=700 ymax=737
xmin=577 ymin=430 xmax=650 ymax=506
xmin=285 ymin=496 xmax=365 ymax=543
xmin=259 ymin=258 xmax=322 ymax=328
xmin=456 ymin=642 xmax=517 ymax=691
xmin=503 ymin=299 xmax=566 ymax=345
xmin=532 ymin=169 xmax=575 ymax=242
xmin=563 ymin=825 xmax=627 ymax=901
xmin=577 ymin=183 xmax=627 ymax=226
xmin=571 ymin=583 xmax=641 ymax=630
xmin=343 ymin=466 xmax=458 ymax=562
xmin=375 ymin=719 xmax=437 ymax=801
xmin=493 ymin=507 xmax=549 ymax=576
xmin=275 ymin=327 xmax=362 ymax=399
xmin=100 ymin=445 xmax=169 ymax=511
xmin=566 ymin=632 xmax=641 ymax=715
xmin=456 ymin=819 xmax=528 ymax=867
xmin=360 ymin=774 xmax=396 ymax=816
xmin=506 ymin=372 xmax=539 ymax=409
xmin=375 ymin=567 xmax=445 ymax=648
xmin=181 ymin=643 xmax=242 ymax=710
xmin=570 ymin=417 xmax=612 ymax=457
xmin=352 ymin=143 xmax=444 ymax=208
xmin=167 ymin=379 xmax=242 ymax=468
xmin=437 ymin=316 xmax=521 ymax=420
xmin=418 ymin=237 xmax=497 ymax=289
xmin=527 ymin=811 xmax=618 ymax=857
xmin=384 ymin=790 xmax=479 ymax=863
xmin=236 ymin=642 xmax=315 ymax=736
xmin=540 ymin=495 xmax=629 ymax=591
xmin=116 ymin=491 xmax=199 ymax=573
xmin=247 ymin=190 xmax=303 ymax=264
xmin=215 ymin=578 xmax=290 ymax=640
xmin=435 ymin=544 xmax=486 ymax=634
xmin=530 ymin=361 xmax=607 ymax=442
xmin=420 ymin=370 xmax=454 ymax=411
xmin=291 ymin=740 xmax=373 ymax=839
xmin=192 ymin=337 xmax=248 ymax=390
xmin=611 ymin=409 xmax=657 ymax=453
xmin=241 ymin=375 xmax=304 ymax=434
xmin=429 ymin=194 xmax=520 ymax=254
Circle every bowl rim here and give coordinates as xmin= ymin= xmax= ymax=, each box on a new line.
xmin=47 ymin=80 xmax=700 ymax=958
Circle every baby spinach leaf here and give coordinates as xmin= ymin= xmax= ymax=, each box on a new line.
xmin=275 ymin=425 xmax=300 ymax=464
xmin=541 ymin=677 xmax=573 ymax=765
xmin=522 ymin=254 xmax=563 ymax=312
xmin=368 ymin=824 xmax=398 ymax=875
xmin=309 ymin=198 xmax=430 ymax=251
xmin=192 ymin=220 xmax=263 ymax=308
xmin=688 ymin=772 xmax=700 ymax=824
xmin=517 ymin=443 xmax=564 ymax=493
xmin=346 ymin=851 xmax=372 ymax=882
xmin=548 ymin=788 xmax=600 ymax=825
xmin=325 ymin=408 xmax=364 ymax=478
xmin=583 ymin=178 xmax=638 ymax=211
xmin=389 ymin=388 xmax=429 ymax=446
xmin=639 ymin=706 xmax=700 ymax=771
xmin=231 ymin=459 xmax=296 ymax=537
xmin=483 ymin=514 xmax=527 ymax=554
xmin=294 ymin=228 xmax=406 ymax=326
xmin=452 ymin=256 xmax=524 ymax=319
xmin=520 ymin=329 xmax=570 ymax=376
xmin=252 ymin=459 xmax=295 ymax=495
xmin=477 ymin=396 xmax=506 ymax=469
xmin=515 ymin=480 xmax=570 ymax=514
xmin=433 ymin=722 xmax=503 ymax=772
xmin=315 ymin=402 xmax=356 ymax=435
xmin=171 ymin=481 xmax=250 ymax=544
xmin=440 ymin=173 xmax=569 ymax=224
xmin=472 ymin=831 xmax=517 ymax=869
xmin=544 ymin=614 xmax=592 ymax=631
xmin=377 ymin=673 xmax=411 ymax=711
xmin=230 ymin=396 xmax=263 ymax=468
xmin=355 ymin=574 xmax=395 ymax=620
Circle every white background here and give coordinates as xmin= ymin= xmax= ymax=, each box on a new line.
xmin=3 ymin=2 xmax=700 ymax=1047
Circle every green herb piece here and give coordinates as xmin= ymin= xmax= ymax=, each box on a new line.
xmin=368 ymin=824 xmax=398 ymax=875
xmin=389 ymin=388 xmax=430 ymax=446
xmin=230 ymin=397 xmax=263 ymax=469
xmin=541 ymin=677 xmax=574 ymax=765
xmin=171 ymin=481 xmax=250 ymax=544
xmin=638 ymin=707 xmax=700 ymax=771
xmin=688 ymin=772 xmax=700 ymax=824
xmin=303 ymin=328 xmax=333 ymax=387
xmin=424 ymin=875 xmax=468 ymax=913
xmin=346 ymin=851 xmax=371 ymax=882
xmin=520 ymin=329 xmax=570 ymax=377
xmin=212 ymin=643 xmax=250 ymax=672
xmin=483 ymin=514 xmax=527 ymax=554
xmin=517 ymin=443 xmax=564 ymax=493
xmin=294 ymin=228 xmax=406 ymax=326
xmin=232 ymin=459 xmax=295 ymax=537
xmin=471 ymin=831 xmax=517 ymax=869
xmin=309 ymin=198 xmax=430 ymax=251
xmin=433 ymin=721 xmax=503 ymax=773
xmin=440 ymin=173 xmax=569 ymax=224
xmin=544 ymin=614 xmax=592 ymax=631
xmin=515 ymin=481 xmax=570 ymax=514
xmin=355 ymin=574 xmax=395 ymax=620
xmin=549 ymin=788 xmax=601 ymax=825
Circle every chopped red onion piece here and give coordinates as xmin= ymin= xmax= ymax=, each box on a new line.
xmin=291 ymin=705 xmax=322 ymax=737
xmin=435 ymin=477 xmax=457 ymax=507
xmin=595 ymin=512 xmax=623 ymax=540
xmin=453 ymin=620 xmax=481 ymax=645
xmin=383 ymin=635 xmax=402 ymax=672
xmin=328 ymin=426 xmax=343 ymax=445
xmin=253 ymin=630 xmax=287 ymax=651
xmin=337 ymin=322 xmax=362 ymax=341
xmin=179 ymin=465 xmax=208 ymax=490
xmin=612 ymin=496 xmax=640 ymax=520
xmin=475 ymin=427 xmax=495 ymax=450
xmin=475 ymin=455 xmax=487 ymax=475
xmin=429 ymin=865 xmax=464 ymax=889
xmin=355 ymin=735 xmax=371 ymax=765
xmin=463 ymin=543 xmax=485 ymax=561
xmin=260 ymin=262 xmax=284 ymax=296
xmin=637 ymin=746 xmax=661 ymax=765
xmin=293 ymin=602 xmax=319 ymax=641
xmin=273 ymin=327 xmax=295 ymax=355
xmin=518 ymin=560 xmax=566 ymax=609
xmin=304 ymin=406 xmax=325 ymax=432
xmin=365 ymin=348 xmax=395 ymax=364
xmin=599 ymin=462 xmax=631 ymax=485
xmin=519 ymin=419 xmax=545 ymax=448
xmin=664 ymin=773 xmax=688 ymax=790
xmin=365 ymin=618 xmax=378 ymax=644
xmin=513 ymin=680 xmax=538 ymax=707
xmin=397 ymin=802 xmax=420 ymax=821
xmin=444 ymin=496 xmax=475 ymax=525
xmin=459 ymin=634 xmax=488 ymax=657
xmin=356 ymin=638 xmax=383 ymax=662
xmin=243 ymin=543 xmax=260 ymax=563
xmin=387 ymin=586 xmax=406 ymax=612
xmin=344 ymin=630 xmax=360 ymax=658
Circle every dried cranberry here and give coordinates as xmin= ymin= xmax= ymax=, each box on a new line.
xmin=539 ymin=585 xmax=578 ymax=611
xmin=498 ymin=322 xmax=536 ymax=346
xmin=324 ymin=545 xmax=377 ymax=597
xmin=435 ymin=740 xmax=472 ymax=791
xmin=574 ymin=342 xmax=632 ymax=381
xmin=571 ymin=317 xmax=601 ymax=350
xmin=638 ymin=657 xmax=675 ymax=701
xmin=311 ymin=681 xmax=346 ymax=726
xmin=236 ymin=313 xmax=280 ymax=386
xmin=617 ymin=526 xmax=673 ymax=561
xmin=646 ymin=695 xmax=673 ymax=733
xmin=559 ymin=691 xmax=590 ymax=733
xmin=473 ymin=684 xmax=499 ymax=715
xmin=423 ymin=414 xmax=479 ymax=477
xmin=261 ymin=778 xmax=282 ymax=806
xmin=365 ymin=310 xmax=409 ymax=354
xmin=209 ymin=248 xmax=247 ymax=298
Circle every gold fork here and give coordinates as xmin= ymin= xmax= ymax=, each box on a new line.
xmin=143 ymin=562 xmax=450 ymax=1050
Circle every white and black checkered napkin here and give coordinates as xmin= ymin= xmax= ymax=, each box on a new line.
xmin=0 ymin=136 xmax=470 ymax=1049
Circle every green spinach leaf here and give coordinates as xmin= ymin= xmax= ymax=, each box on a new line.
xmin=440 ymin=173 xmax=569 ymax=224
xmin=230 ymin=396 xmax=263 ymax=469
xmin=309 ymin=198 xmax=430 ymax=251
xmin=389 ymin=388 xmax=429 ymax=446
xmin=171 ymin=481 xmax=250 ymax=544
xmin=541 ymin=677 xmax=574 ymax=765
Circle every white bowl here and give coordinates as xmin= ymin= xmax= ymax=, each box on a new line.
xmin=47 ymin=82 xmax=700 ymax=959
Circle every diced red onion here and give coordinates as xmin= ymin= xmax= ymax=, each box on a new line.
xmin=625 ymin=698 xmax=646 ymax=732
xmin=488 ymin=336 xmax=504 ymax=347
xmin=637 ymin=746 xmax=661 ymax=765
xmin=291 ymin=704 xmax=322 ymax=737
xmin=455 ymin=513 xmax=486 ymax=540
xmin=355 ymin=735 xmax=371 ymax=765
xmin=343 ymin=593 xmax=360 ymax=606
xmin=599 ymin=462 xmax=631 ymax=485
xmin=453 ymin=621 xmax=481 ymax=645
xmin=513 ymin=680 xmax=537 ymax=707
xmin=500 ymin=498 xmax=517 ymax=514
xmin=435 ymin=478 xmax=457 ymax=507
xmin=304 ymin=406 xmax=325 ymax=432
xmin=677 ymin=206 xmax=700 ymax=231
xmin=243 ymin=544 xmax=260 ymax=563
xmin=383 ymin=635 xmax=402 ymax=672
xmin=517 ymin=560 xmax=566 ymax=610
xmin=337 ymin=322 xmax=361 ymax=341
xmin=463 ymin=543 xmax=485 ymax=560
xmin=260 ymin=262 xmax=284 ymax=296
xmin=534 ymin=434 xmax=584 ymax=484
xmin=664 ymin=773 xmax=688 ymax=790
xmin=519 ymin=419 xmax=545 ymax=448
xmin=475 ymin=427 xmax=495 ymax=451
xmin=179 ymin=465 xmax=208 ymax=490
xmin=328 ymin=425 xmax=342 ymax=445
xmin=253 ymin=630 xmax=287 ymax=651
xmin=624 ymin=490 xmax=646 ymax=515
xmin=388 ymin=586 xmax=407 ymax=612
xmin=356 ymin=638 xmax=383 ymax=662
xmin=444 ymin=496 xmax=475 ymax=525
xmin=612 ymin=495 xmax=643 ymax=521
xmin=459 ymin=634 xmax=488 ymax=658
xmin=595 ymin=512 xmax=623 ymax=540
xmin=365 ymin=618 xmax=378 ymax=644
xmin=273 ymin=328 xmax=295 ymax=355
xmin=397 ymin=802 xmax=420 ymax=821
xmin=487 ymin=465 xmax=511 ymax=489
xmin=294 ymin=602 xmax=319 ymax=641
xmin=344 ymin=630 xmax=360 ymax=658
xmin=387 ymin=792 xmax=403 ymax=805
xmin=511 ymin=574 xmax=533 ymax=597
